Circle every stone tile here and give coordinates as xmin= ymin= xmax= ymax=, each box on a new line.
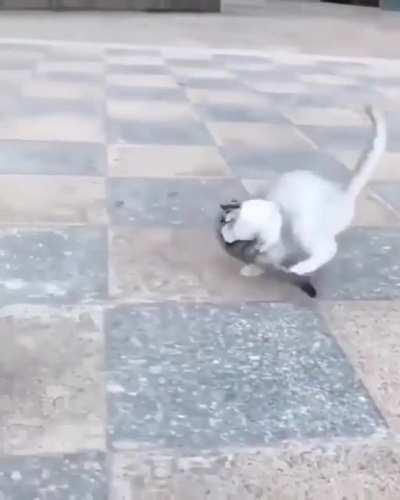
xmin=298 ymin=125 xmax=369 ymax=152
xmin=108 ymin=227 xmax=298 ymax=302
xmin=315 ymin=228 xmax=400 ymax=300
xmin=108 ymin=178 xmax=245 ymax=226
xmin=282 ymin=106 xmax=368 ymax=127
xmin=106 ymin=73 xmax=178 ymax=88
xmin=0 ymin=452 xmax=106 ymax=499
xmin=231 ymin=150 xmax=350 ymax=182
xmin=48 ymin=45 xmax=102 ymax=62
xmin=0 ymin=227 xmax=107 ymax=304
xmin=299 ymin=73 xmax=358 ymax=85
xmin=110 ymin=440 xmax=400 ymax=500
xmin=245 ymin=81 xmax=309 ymax=94
xmin=37 ymin=61 xmax=104 ymax=75
xmin=0 ymin=305 xmax=105 ymax=455
xmin=106 ymin=302 xmax=384 ymax=448
xmin=372 ymin=183 xmax=400 ymax=213
xmin=21 ymin=78 xmax=104 ymax=101
xmin=107 ymin=100 xmax=197 ymax=121
xmin=196 ymin=102 xmax=288 ymax=123
xmin=0 ymin=141 xmax=106 ymax=176
xmin=108 ymin=118 xmax=213 ymax=146
xmin=107 ymin=85 xmax=185 ymax=101
xmin=185 ymin=89 xmax=272 ymax=106
xmin=323 ymin=301 xmax=400 ymax=433
xmin=108 ymin=145 xmax=230 ymax=178
xmin=0 ymin=176 xmax=106 ymax=225
xmin=0 ymin=98 xmax=104 ymax=143
xmin=208 ymin=122 xmax=315 ymax=154
xmin=106 ymin=47 xmax=161 ymax=58
xmin=171 ymin=67 xmax=233 ymax=80
xmin=179 ymin=77 xmax=243 ymax=90
xmin=0 ymin=69 xmax=32 ymax=86
xmin=104 ymin=55 xmax=164 ymax=67
xmin=333 ymin=150 xmax=400 ymax=182
xmin=107 ymin=63 xmax=170 ymax=75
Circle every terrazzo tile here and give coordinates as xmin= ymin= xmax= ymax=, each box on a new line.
xmin=315 ymin=228 xmax=400 ymax=300
xmin=0 ymin=140 xmax=106 ymax=176
xmin=107 ymin=85 xmax=184 ymax=101
xmin=106 ymin=302 xmax=384 ymax=449
xmin=195 ymin=101 xmax=288 ymax=123
xmin=228 ymin=150 xmax=350 ymax=182
xmin=108 ymin=118 xmax=213 ymax=145
xmin=110 ymin=440 xmax=400 ymax=500
xmin=323 ymin=301 xmax=400 ymax=433
xmin=0 ymin=176 xmax=106 ymax=225
xmin=298 ymin=125 xmax=370 ymax=153
xmin=108 ymin=178 xmax=246 ymax=226
xmin=281 ymin=106 xmax=368 ymax=127
xmin=208 ymin=122 xmax=315 ymax=154
xmin=372 ymin=183 xmax=400 ymax=213
xmin=108 ymin=227 xmax=297 ymax=302
xmin=0 ymin=452 xmax=106 ymax=499
xmin=0 ymin=227 xmax=107 ymax=304
xmin=333 ymin=150 xmax=400 ymax=181
xmin=108 ymin=145 xmax=230 ymax=178
xmin=0 ymin=305 xmax=105 ymax=455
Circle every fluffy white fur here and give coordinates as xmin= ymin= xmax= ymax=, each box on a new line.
xmin=221 ymin=105 xmax=386 ymax=276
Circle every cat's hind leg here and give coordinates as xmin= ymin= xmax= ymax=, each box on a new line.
xmin=289 ymin=238 xmax=337 ymax=276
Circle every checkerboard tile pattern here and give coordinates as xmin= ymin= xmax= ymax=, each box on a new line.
xmin=0 ymin=42 xmax=400 ymax=498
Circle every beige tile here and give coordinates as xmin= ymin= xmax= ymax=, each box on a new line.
xmin=335 ymin=150 xmax=400 ymax=182
xmin=107 ymin=99 xmax=196 ymax=121
xmin=323 ymin=301 xmax=400 ymax=433
xmin=108 ymin=145 xmax=231 ymax=177
xmin=105 ymin=55 xmax=164 ymax=66
xmin=186 ymin=89 xmax=271 ymax=106
xmin=172 ymin=67 xmax=233 ymax=79
xmin=300 ymin=73 xmax=357 ymax=85
xmin=207 ymin=122 xmax=316 ymax=151
xmin=352 ymin=191 xmax=400 ymax=227
xmin=109 ymin=227 xmax=297 ymax=303
xmin=22 ymin=79 xmax=104 ymax=101
xmin=37 ymin=61 xmax=104 ymax=75
xmin=246 ymin=81 xmax=308 ymax=94
xmin=0 ymin=112 xmax=104 ymax=142
xmin=0 ymin=69 xmax=32 ymax=85
xmin=110 ymin=439 xmax=400 ymax=500
xmin=0 ymin=305 xmax=105 ymax=455
xmin=0 ymin=176 xmax=106 ymax=225
xmin=282 ymin=106 xmax=368 ymax=127
xmin=107 ymin=73 xmax=178 ymax=88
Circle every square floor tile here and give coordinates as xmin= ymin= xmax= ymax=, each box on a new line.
xmin=0 ymin=227 xmax=107 ymax=304
xmin=0 ymin=305 xmax=105 ymax=455
xmin=230 ymin=151 xmax=350 ymax=182
xmin=108 ymin=228 xmax=297 ymax=302
xmin=196 ymin=102 xmax=288 ymax=123
xmin=108 ymin=118 xmax=214 ymax=146
xmin=108 ymin=178 xmax=245 ymax=227
xmin=323 ymin=301 xmax=400 ymax=433
xmin=107 ymin=100 xmax=197 ymax=121
xmin=0 ymin=176 xmax=106 ymax=225
xmin=106 ymin=73 xmax=178 ymax=88
xmin=107 ymin=85 xmax=184 ymax=101
xmin=316 ymin=228 xmax=400 ymax=300
xmin=0 ymin=452 xmax=106 ymax=499
xmin=0 ymin=140 xmax=106 ymax=176
xmin=208 ymin=122 xmax=315 ymax=154
xmin=282 ymin=106 xmax=368 ymax=127
xmin=334 ymin=150 xmax=400 ymax=182
xmin=106 ymin=303 xmax=384 ymax=449
xmin=108 ymin=145 xmax=230 ymax=178
xmin=107 ymin=62 xmax=169 ymax=75
xmin=372 ymin=183 xmax=400 ymax=213
xmin=22 ymin=78 xmax=104 ymax=101
xmin=298 ymin=125 xmax=369 ymax=152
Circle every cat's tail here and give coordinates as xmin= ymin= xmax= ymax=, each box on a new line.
xmin=346 ymin=105 xmax=386 ymax=199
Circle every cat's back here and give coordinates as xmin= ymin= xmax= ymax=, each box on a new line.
xmin=268 ymin=169 xmax=343 ymax=214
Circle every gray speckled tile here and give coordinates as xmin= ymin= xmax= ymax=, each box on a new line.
xmin=227 ymin=150 xmax=351 ymax=183
xmin=106 ymin=303 xmax=385 ymax=449
xmin=196 ymin=102 xmax=288 ymax=123
xmin=108 ymin=118 xmax=214 ymax=145
xmin=107 ymin=85 xmax=184 ymax=101
xmin=316 ymin=228 xmax=400 ymax=300
xmin=0 ymin=140 xmax=106 ymax=176
xmin=108 ymin=178 xmax=246 ymax=226
xmin=298 ymin=125 xmax=370 ymax=152
xmin=0 ymin=452 xmax=106 ymax=500
xmin=372 ymin=183 xmax=400 ymax=213
xmin=0 ymin=228 xmax=107 ymax=304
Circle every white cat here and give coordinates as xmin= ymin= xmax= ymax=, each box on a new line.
xmin=221 ymin=105 xmax=386 ymax=276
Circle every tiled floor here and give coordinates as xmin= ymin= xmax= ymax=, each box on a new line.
xmin=0 ymin=41 xmax=400 ymax=499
